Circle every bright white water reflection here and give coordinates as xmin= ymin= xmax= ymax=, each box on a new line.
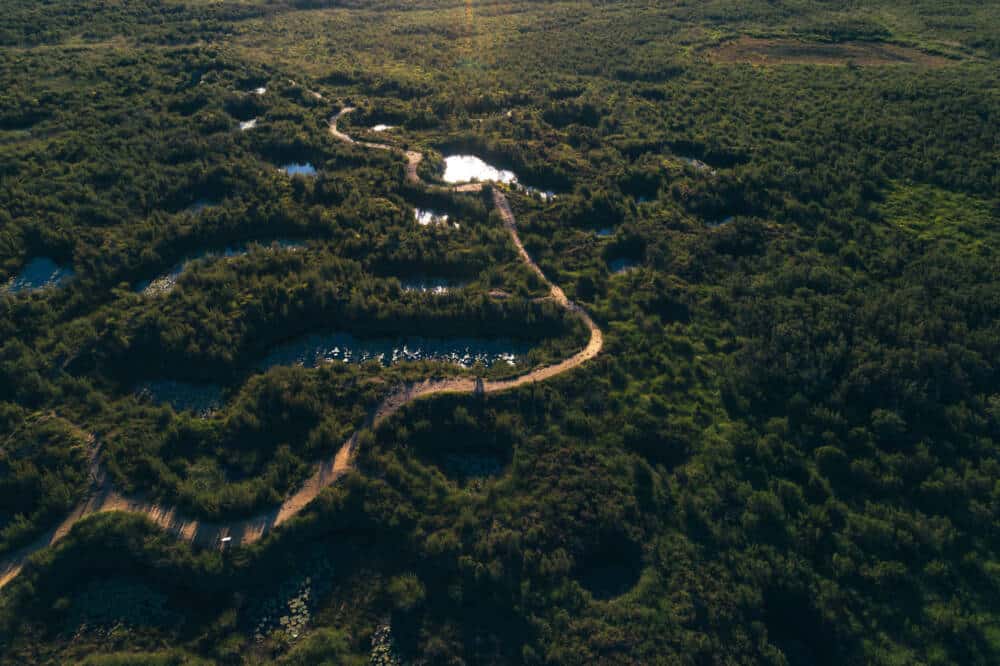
xmin=443 ymin=155 xmax=517 ymax=184
xmin=4 ymin=258 xmax=75 ymax=295
xmin=372 ymin=124 xmax=394 ymax=132
xmin=260 ymin=332 xmax=529 ymax=369
xmin=518 ymin=184 xmax=557 ymax=201
xmin=400 ymin=277 xmax=465 ymax=295
xmin=239 ymin=119 xmax=257 ymax=131
xmin=414 ymin=208 xmax=450 ymax=226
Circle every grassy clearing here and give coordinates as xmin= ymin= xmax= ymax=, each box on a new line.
xmin=879 ymin=182 xmax=998 ymax=247
xmin=709 ymin=37 xmax=955 ymax=67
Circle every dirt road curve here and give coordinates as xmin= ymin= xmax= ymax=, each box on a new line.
xmin=0 ymin=107 xmax=602 ymax=591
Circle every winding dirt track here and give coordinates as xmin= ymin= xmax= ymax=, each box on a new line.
xmin=0 ymin=107 xmax=602 ymax=591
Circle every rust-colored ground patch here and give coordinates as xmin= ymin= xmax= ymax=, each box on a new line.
xmin=710 ymin=37 xmax=954 ymax=67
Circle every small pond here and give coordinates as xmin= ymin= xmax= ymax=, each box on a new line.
xmin=136 ymin=380 xmax=224 ymax=416
xmin=259 ymin=332 xmax=529 ymax=370
xmin=134 ymin=241 xmax=303 ymax=296
xmin=372 ymin=124 xmax=394 ymax=132
xmin=414 ymin=208 xmax=450 ymax=226
xmin=678 ymin=156 xmax=715 ymax=174
xmin=517 ymin=184 xmax=557 ymax=201
xmin=239 ymin=119 xmax=257 ymax=131
xmin=609 ymin=258 xmax=640 ymax=274
xmin=252 ymin=87 xmax=266 ymax=96
xmin=443 ymin=155 xmax=517 ymax=185
xmin=282 ymin=163 xmax=317 ymax=177
xmin=596 ymin=228 xmax=615 ymax=237
xmin=4 ymin=258 xmax=75 ymax=295
xmin=183 ymin=199 xmax=216 ymax=215
xmin=400 ymin=278 xmax=465 ymax=295
xmin=441 ymin=453 xmax=505 ymax=480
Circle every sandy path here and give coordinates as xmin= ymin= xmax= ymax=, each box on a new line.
xmin=0 ymin=108 xmax=602 ymax=591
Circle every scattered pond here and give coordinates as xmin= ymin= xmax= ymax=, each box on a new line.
xmin=252 ymin=87 xmax=267 ymax=96
xmin=442 ymin=453 xmax=505 ymax=480
xmin=281 ymin=163 xmax=317 ymax=177
xmin=678 ymin=156 xmax=716 ymax=174
xmin=443 ymin=155 xmax=517 ymax=185
xmin=517 ymin=184 xmax=557 ymax=202
xmin=4 ymin=258 xmax=75 ymax=295
xmin=134 ymin=240 xmax=303 ymax=296
xmin=372 ymin=124 xmax=394 ymax=132
xmin=239 ymin=119 xmax=258 ymax=131
xmin=596 ymin=228 xmax=615 ymax=237
xmin=259 ymin=332 xmax=530 ymax=370
xmin=400 ymin=277 xmax=465 ymax=295
xmin=183 ymin=199 xmax=216 ymax=215
xmin=609 ymin=258 xmax=640 ymax=274
xmin=414 ymin=208 xmax=452 ymax=227
xmin=136 ymin=380 xmax=224 ymax=416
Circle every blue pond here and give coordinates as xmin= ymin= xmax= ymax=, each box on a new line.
xmin=282 ymin=163 xmax=317 ymax=177
xmin=4 ymin=258 xmax=75 ymax=295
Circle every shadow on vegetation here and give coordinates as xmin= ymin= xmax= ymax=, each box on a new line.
xmin=574 ymin=534 xmax=642 ymax=601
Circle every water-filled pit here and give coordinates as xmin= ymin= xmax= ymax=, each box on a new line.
xmin=400 ymin=277 xmax=465 ymax=295
xmin=136 ymin=380 xmax=224 ymax=416
xmin=443 ymin=155 xmax=517 ymax=185
xmin=414 ymin=208 xmax=450 ymax=226
xmin=3 ymin=258 xmax=75 ymax=295
xmin=259 ymin=332 xmax=529 ymax=370
xmin=281 ymin=163 xmax=317 ymax=177
xmin=608 ymin=258 xmax=640 ymax=274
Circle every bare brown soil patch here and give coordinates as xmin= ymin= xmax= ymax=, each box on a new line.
xmin=710 ymin=37 xmax=954 ymax=68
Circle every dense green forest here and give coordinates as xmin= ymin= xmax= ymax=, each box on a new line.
xmin=1 ymin=0 xmax=998 ymax=663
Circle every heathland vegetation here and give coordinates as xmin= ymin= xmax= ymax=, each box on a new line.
xmin=1 ymin=0 xmax=998 ymax=663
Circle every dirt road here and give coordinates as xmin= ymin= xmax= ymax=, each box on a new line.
xmin=0 ymin=107 xmax=602 ymax=591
